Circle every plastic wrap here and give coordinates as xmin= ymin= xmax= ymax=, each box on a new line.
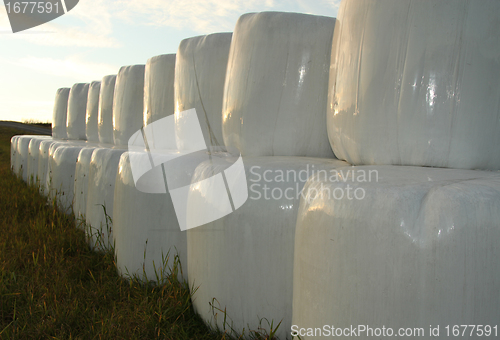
xmin=293 ymin=165 xmax=500 ymax=336
xmin=144 ymin=54 xmax=175 ymax=126
xmin=47 ymin=141 xmax=89 ymax=212
xmin=222 ymin=12 xmax=336 ymax=157
xmin=27 ymin=136 xmax=51 ymax=185
xmin=328 ymin=0 xmax=500 ymax=170
xmin=113 ymin=152 xmax=187 ymax=282
xmin=51 ymin=87 xmax=70 ymax=139
xmin=86 ymin=81 xmax=101 ymax=142
xmin=73 ymin=147 xmax=96 ymax=221
xmin=66 ymin=83 xmax=89 ymax=140
xmin=175 ymin=33 xmax=232 ymax=150
xmin=85 ymin=147 xmax=126 ymax=249
xmin=98 ymin=75 xmax=116 ymax=144
xmin=16 ymin=135 xmax=40 ymax=182
xmin=37 ymin=139 xmax=63 ymax=194
xmin=187 ymin=155 xmax=348 ymax=339
xmin=10 ymin=136 xmax=19 ymax=174
xmin=113 ymin=65 xmax=145 ymax=146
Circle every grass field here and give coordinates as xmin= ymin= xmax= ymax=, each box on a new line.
xmin=0 ymin=127 xmax=282 ymax=339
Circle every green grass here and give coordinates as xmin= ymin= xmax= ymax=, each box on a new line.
xmin=0 ymin=127 xmax=283 ymax=339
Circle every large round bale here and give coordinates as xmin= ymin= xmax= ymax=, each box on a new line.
xmin=327 ymin=0 xmax=500 ymax=170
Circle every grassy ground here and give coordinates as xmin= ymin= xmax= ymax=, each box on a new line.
xmin=0 ymin=127 xmax=282 ymax=339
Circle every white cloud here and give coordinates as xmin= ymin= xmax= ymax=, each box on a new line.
xmin=322 ymin=0 xmax=341 ymax=13
xmin=1 ymin=0 xmax=341 ymax=46
xmin=112 ymin=0 xmax=341 ymax=33
xmin=15 ymin=56 xmax=118 ymax=81
xmin=114 ymin=0 xmax=278 ymax=32
xmin=8 ymin=23 xmax=120 ymax=47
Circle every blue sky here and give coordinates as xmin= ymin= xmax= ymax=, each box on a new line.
xmin=0 ymin=0 xmax=340 ymax=123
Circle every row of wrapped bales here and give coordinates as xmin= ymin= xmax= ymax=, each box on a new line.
xmin=10 ymin=2 xmax=500 ymax=339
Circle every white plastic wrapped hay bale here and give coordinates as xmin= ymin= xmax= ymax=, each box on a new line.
xmin=10 ymin=135 xmax=19 ymax=174
xmin=292 ymin=165 xmax=500 ymax=338
xmin=73 ymin=147 xmax=97 ymax=222
xmin=113 ymin=151 xmax=188 ymax=282
xmin=86 ymin=65 xmax=144 ymax=250
xmin=187 ymin=155 xmax=347 ymax=339
xmin=113 ymin=53 xmax=179 ymax=281
xmin=27 ymin=136 xmax=51 ymax=186
xmin=222 ymin=12 xmax=336 ymax=158
xmin=186 ymin=13 xmax=342 ymax=340
xmin=43 ymin=138 xmax=88 ymax=198
xmin=38 ymin=139 xmax=63 ymax=195
xmin=86 ymin=81 xmax=101 ymax=142
xmin=327 ymin=0 xmax=500 ymax=170
xmin=175 ymin=34 xmax=232 ymax=150
xmin=15 ymin=135 xmax=36 ymax=181
xmin=112 ymin=65 xmax=145 ymax=146
xmin=144 ymin=54 xmax=176 ymax=126
xmin=66 ymin=83 xmax=89 ymax=140
xmin=98 ymin=75 xmax=116 ymax=145
xmin=46 ymin=139 xmax=88 ymax=212
xmin=52 ymin=87 xmax=70 ymax=139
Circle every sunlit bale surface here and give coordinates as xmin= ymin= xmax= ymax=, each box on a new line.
xmin=292 ymin=165 xmax=500 ymax=336
xmin=51 ymin=87 xmax=70 ymax=139
xmin=327 ymin=0 xmax=500 ymax=170
xmin=143 ymin=54 xmax=176 ymax=126
xmin=98 ymin=75 xmax=116 ymax=145
xmin=86 ymin=81 xmax=101 ymax=142
xmin=175 ymin=33 xmax=232 ymax=150
xmin=66 ymin=83 xmax=89 ymax=141
xmin=222 ymin=12 xmax=336 ymax=158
